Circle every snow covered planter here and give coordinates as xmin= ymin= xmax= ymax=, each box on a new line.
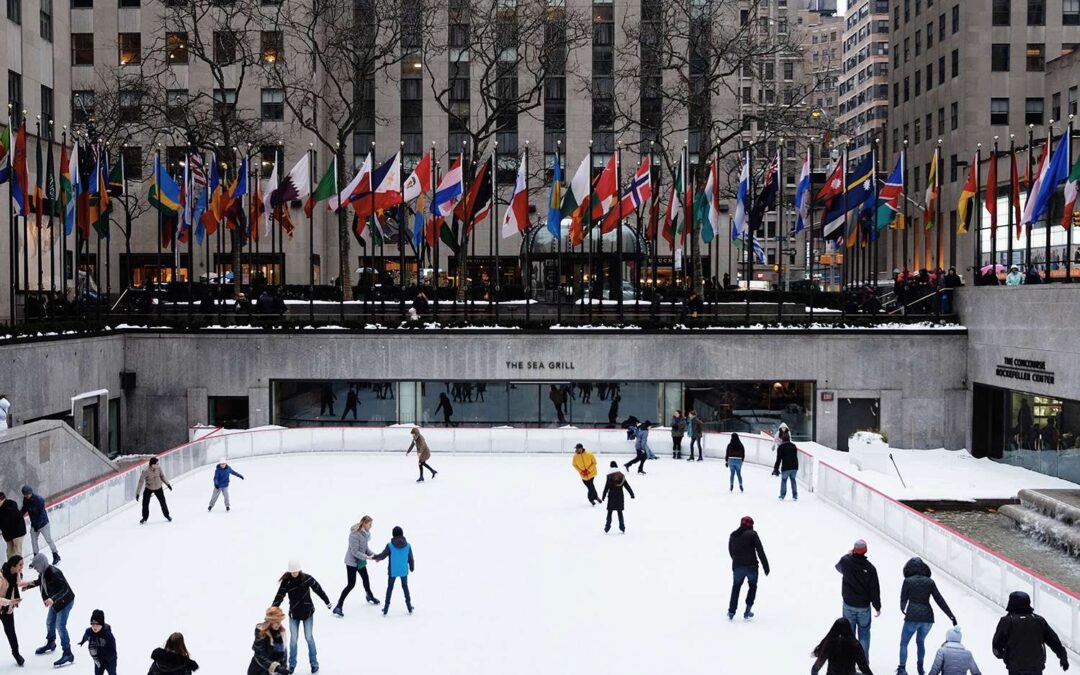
xmin=848 ymin=430 xmax=893 ymax=473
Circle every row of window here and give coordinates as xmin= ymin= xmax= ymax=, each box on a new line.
xmin=70 ymin=31 xmax=283 ymax=67
xmin=6 ymin=72 xmax=53 ymax=127
xmin=5 ymin=0 xmax=51 ymax=40
xmin=891 ymin=102 xmax=959 ymax=153
xmin=893 ymin=50 xmax=957 ymax=106
xmin=990 ymin=91 xmax=1079 ymax=126
xmin=991 ymin=0 xmax=1080 ymax=27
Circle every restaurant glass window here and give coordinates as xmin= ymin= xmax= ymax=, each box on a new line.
xmin=682 ymin=381 xmax=815 ymax=440
xmin=274 ymin=381 xmax=399 ymax=426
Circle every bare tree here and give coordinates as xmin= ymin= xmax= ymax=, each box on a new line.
xmin=423 ymin=0 xmax=591 ymax=300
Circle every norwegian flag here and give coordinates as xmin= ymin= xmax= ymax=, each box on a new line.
xmin=600 ymin=155 xmax=652 ymax=233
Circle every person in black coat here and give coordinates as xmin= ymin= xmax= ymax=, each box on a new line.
xmin=248 ymin=607 xmax=290 ymax=675
xmin=725 ymin=433 xmax=746 ymax=492
xmin=835 ymin=540 xmax=881 ymax=659
xmin=898 ymin=557 xmax=956 ymax=675
xmin=727 ymin=516 xmax=769 ymax=620
xmin=341 ymin=385 xmax=359 ymax=421
xmin=992 ymin=591 xmax=1069 ymax=675
xmin=149 ymin=632 xmax=199 ymax=675
xmin=271 ymin=561 xmax=330 ymax=673
xmin=24 ymin=552 xmax=75 ymax=667
xmin=811 ymin=617 xmax=874 ymax=675
xmin=772 ymin=441 xmax=800 ymax=500
xmin=77 ymin=609 xmax=117 ymax=675
xmin=1 ymin=555 xmax=24 ymax=666
xmin=0 ymin=493 xmax=26 ymax=560
xmin=600 ymin=462 xmax=635 ymax=534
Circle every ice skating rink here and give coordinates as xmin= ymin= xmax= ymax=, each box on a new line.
xmin=10 ymin=453 xmax=1069 ymax=674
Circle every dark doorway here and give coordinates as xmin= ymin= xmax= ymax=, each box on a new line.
xmin=209 ymin=396 xmax=250 ymax=429
xmin=837 ymin=398 xmax=880 ymax=452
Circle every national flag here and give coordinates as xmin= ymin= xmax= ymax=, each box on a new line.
xmin=402 ymin=152 xmax=432 ymax=203
xmin=426 ymin=212 xmax=441 ymax=248
xmin=250 ymin=175 xmax=265 ymax=243
xmin=200 ymin=157 xmax=223 ymax=236
xmin=1021 ymin=140 xmax=1049 ymax=228
xmin=61 ymin=142 xmax=76 ymax=236
xmin=0 ymin=125 xmax=9 ymax=185
xmin=33 ymin=132 xmax=44 ymax=228
xmin=752 ymin=236 xmax=766 ymax=263
xmin=547 ymin=151 xmax=563 ymax=239
xmin=455 ymin=156 xmax=493 ymax=233
xmin=439 ymin=214 xmax=460 ymax=253
xmin=305 ymin=158 xmax=337 ymax=218
xmin=1027 ymin=134 xmax=1070 ymax=227
xmin=588 ymin=153 xmax=619 ymax=222
xmin=924 ymin=148 xmax=939 ymax=230
xmin=223 ymin=157 xmax=249 ymax=233
xmin=601 ymin=155 xmax=652 ymax=233
xmin=1063 ymin=155 xmax=1080 ymax=230
xmin=795 ymin=149 xmax=811 ymax=233
xmin=432 ymin=155 xmax=463 ymax=217
xmin=663 ymin=155 xmax=686 ymax=246
xmin=178 ymin=152 xmax=191 ymax=244
xmin=189 ymin=152 xmax=206 ymax=190
xmin=816 ymin=159 xmax=844 ymax=208
xmin=985 ymin=150 xmax=998 ymax=236
xmin=749 ymin=154 xmax=778 ymax=232
xmin=89 ymin=150 xmax=111 ymax=239
xmin=700 ymin=159 xmax=720 ymax=243
xmin=731 ymin=152 xmax=749 ymax=241
xmin=846 ymin=151 xmax=877 ymax=248
xmin=149 ymin=154 xmax=181 ymax=216
xmin=646 ymin=190 xmax=661 ymax=241
xmin=12 ymin=124 xmax=28 ymax=216
xmin=1011 ymin=152 xmax=1022 ymax=240
xmin=270 ymin=153 xmax=311 ymax=208
xmin=561 ymin=154 xmax=591 ymax=245
xmin=262 ymin=160 xmax=277 ymax=238
xmin=44 ymin=137 xmax=57 ymax=220
xmin=876 ymin=153 xmax=903 ymax=231
xmin=824 ymin=153 xmax=874 ymax=239
xmin=957 ymin=154 xmax=977 ymax=235
xmin=332 ymin=153 xmax=369 ymax=211
xmin=501 ymin=153 xmax=529 ymax=239
xmin=372 ymin=151 xmax=402 ymax=214
xmin=413 ymin=193 xmax=426 ymax=248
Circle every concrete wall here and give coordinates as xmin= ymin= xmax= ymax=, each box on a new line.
xmin=0 ymin=420 xmax=118 ymax=500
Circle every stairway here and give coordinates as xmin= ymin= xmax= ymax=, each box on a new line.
xmin=999 ymin=489 xmax=1080 ymax=555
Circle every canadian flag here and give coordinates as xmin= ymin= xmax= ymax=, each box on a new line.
xmin=500 ymin=154 xmax=529 ymax=239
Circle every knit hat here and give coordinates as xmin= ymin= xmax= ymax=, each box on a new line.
xmin=287 ymin=560 xmax=301 ymax=573
xmin=218 ymin=457 xmax=227 ymax=465
xmin=91 ymin=609 xmax=105 ymax=625
xmin=264 ymin=607 xmax=285 ymax=623
xmin=852 ymin=539 xmax=868 ymax=554
xmin=20 ymin=485 xmax=32 ymax=496
xmin=392 ymin=526 xmax=404 ymax=537
xmin=609 ymin=461 xmax=618 ymax=468
xmin=574 ymin=443 xmax=584 ymax=450
xmin=740 ymin=516 xmax=754 ymax=528
xmin=945 ymin=626 xmax=962 ymax=643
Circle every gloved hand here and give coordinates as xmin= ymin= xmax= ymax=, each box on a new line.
xmin=771 ymin=470 xmax=780 ymax=476
xmin=725 ymin=461 xmax=729 ymax=468
xmin=1060 ymin=657 xmax=1069 ymax=671
xmin=951 ymin=616 xmax=957 ymax=626
xmin=167 ymin=484 xmax=173 ymax=491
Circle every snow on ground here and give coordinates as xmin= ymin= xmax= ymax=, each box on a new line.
xmin=802 ymin=442 xmax=1080 ymax=501
xmin=13 ymin=453 xmax=1070 ymax=674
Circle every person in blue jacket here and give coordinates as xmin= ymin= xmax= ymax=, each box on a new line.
xmin=208 ymin=458 xmax=245 ymax=512
xmin=372 ymin=526 xmax=414 ymax=616
xmin=78 ymin=609 xmax=117 ymax=675
xmin=20 ymin=486 xmax=59 ymax=564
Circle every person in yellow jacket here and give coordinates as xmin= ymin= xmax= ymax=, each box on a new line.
xmin=572 ymin=444 xmax=600 ymax=506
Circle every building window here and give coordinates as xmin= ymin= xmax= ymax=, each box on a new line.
xmin=261 ymin=30 xmax=283 ymax=63
xmin=951 ymin=4 xmax=959 ymax=32
xmin=6 ymin=0 xmax=19 ymax=24
xmin=121 ymin=146 xmax=143 ymax=180
xmin=1025 ymin=97 xmax=1043 ymax=125
xmin=166 ymin=89 xmax=188 ymax=124
xmin=119 ymin=0 xmax=139 ymax=6
xmin=925 ymin=113 xmax=933 ymax=138
xmin=915 ymin=71 xmax=921 ymax=96
xmin=213 ymin=88 xmax=237 ymax=121
xmin=950 ymin=101 xmax=958 ymax=129
xmin=990 ymin=97 xmax=1009 ymax=125
xmin=1026 ymin=43 xmax=1045 ymax=71
xmin=993 ymin=0 xmax=1011 ymax=24
xmin=167 ymin=32 xmax=188 ymax=64
xmin=71 ymin=0 xmax=92 ymax=7
xmin=119 ymin=89 xmax=141 ymax=122
xmin=118 ymin=32 xmax=141 ymax=65
xmin=1027 ymin=0 xmax=1045 ymax=25
xmin=893 ymin=82 xmax=899 ymax=106
xmin=926 ymin=64 xmax=933 ymax=89
xmin=914 ymin=119 xmax=921 ymax=144
xmin=261 ymin=88 xmax=284 ymax=120
xmin=951 ymin=49 xmax=959 ymax=77
xmin=950 ymin=155 xmax=958 ymax=182
xmin=938 ymin=13 xmax=945 ymax=41
xmin=1052 ymin=92 xmax=1061 ymax=121
xmin=1066 ymin=0 xmax=1080 ymax=24
xmin=213 ymin=31 xmax=236 ymax=65
xmin=783 ymin=61 xmax=793 ymax=80
xmin=991 ymin=44 xmax=1010 ymax=71
xmin=40 ymin=84 xmax=52 ymax=125
xmin=1070 ymin=86 xmax=1078 ymax=116
xmin=39 ymin=0 xmax=50 ymax=40
xmin=938 ymin=56 xmax=945 ymax=84
xmin=72 ymin=33 xmax=94 ymax=65
xmin=7 ymin=71 xmax=22 ymax=125
xmin=915 ymin=30 xmax=921 ymax=55
xmin=260 ymin=145 xmax=281 ymax=178
xmin=71 ymin=90 xmax=94 ymax=124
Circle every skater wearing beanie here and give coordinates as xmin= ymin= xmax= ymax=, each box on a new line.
xmin=601 ymin=461 xmax=635 ymax=533
xmin=372 ymin=526 xmax=415 ymax=615
xmin=624 ymin=422 xmax=650 ymax=474
xmin=149 ymin=632 xmax=199 ymax=675
xmin=78 ymin=609 xmax=117 ymax=675
xmin=272 ymin=560 xmax=330 ymax=673
xmin=725 ymin=433 xmax=746 ymax=492
xmin=24 ymin=552 xmax=75 ymax=667
xmin=248 ymin=607 xmax=289 ymax=675
xmin=811 ymin=617 xmax=874 ymax=675
xmin=572 ymin=444 xmax=600 ymax=505
xmin=333 ymin=516 xmax=379 ymax=616
xmin=20 ymin=486 xmax=59 ymax=563
xmin=772 ymin=441 xmax=799 ymax=500
xmin=136 ymin=458 xmax=173 ymax=524
xmin=208 ymin=458 xmax=245 ymax=512
xmin=0 ymin=492 xmax=26 ymax=560
xmin=406 ymin=428 xmax=438 ymax=482
xmin=992 ymin=591 xmax=1069 ymax=675
xmin=835 ymin=539 xmax=881 ymax=659
xmin=727 ymin=516 xmax=769 ymax=620
xmin=670 ymin=410 xmax=686 ymax=459
xmin=927 ymin=626 xmax=981 ymax=675
xmin=687 ymin=410 xmax=704 ymax=461
xmin=0 ymin=555 xmax=25 ymax=666
xmin=898 ymin=557 xmax=957 ymax=675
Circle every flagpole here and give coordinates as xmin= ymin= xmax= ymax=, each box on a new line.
xmin=72 ymin=136 xmax=81 ymax=320
xmin=369 ymin=140 xmax=376 ymax=324
xmin=55 ymin=127 xmax=63 ymax=304
xmin=491 ymin=142 xmax=499 ymax=321
xmin=744 ymin=148 xmax=754 ymax=325
xmin=649 ymin=141 xmax=657 ymax=322
xmin=974 ymin=144 xmax=982 ymax=279
xmin=432 ymin=142 xmax=440 ymax=322
xmin=104 ymin=149 xmax=111 ymax=318
xmin=991 ymin=138 xmax=999 ymax=278
xmin=1026 ymin=125 xmax=1034 ymax=271
xmin=808 ymin=145 xmax=815 ymax=323
xmin=1007 ymin=135 xmax=1015 ymax=270
xmin=840 ymin=147 xmax=849 ymax=322
xmin=1045 ymin=121 xmax=1055 ymax=282
xmin=399 ymin=142 xmax=407 ymax=322
xmin=254 ymin=152 xmax=261 ymax=286
xmin=776 ymin=143 xmax=784 ymax=323
xmin=186 ymin=145 xmax=194 ymax=323
xmin=34 ymin=120 xmax=43 ymax=309
xmin=555 ymin=142 xmax=563 ymax=325
xmin=935 ymin=138 xmax=943 ymax=273
xmin=1067 ymin=116 xmax=1074 ymax=283
xmin=587 ymin=139 xmax=593 ymax=324
xmin=308 ymin=144 xmax=315 ymax=322
xmin=523 ymin=142 xmax=530 ymax=325
xmin=616 ymin=141 xmax=624 ymax=323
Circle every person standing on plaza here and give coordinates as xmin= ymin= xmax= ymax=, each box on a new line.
xmin=835 ymin=539 xmax=881 ymax=660
xmin=25 ymin=552 xmax=75 ymax=667
xmin=136 ymin=457 xmax=173 ymax=524
xmin=0 ymin=493 xmax=25 ymax=560
xmin=0 ymin=555 xmax=25 ymax=666
xmin=149 ymin=632 xmax=199 ymax=675
xmin=271 ymin=560 xmax=331 ymax=674
xmin=601 ymin=461 xmax=635 ymax=533
xmin=0 ymin=394 xmax=10 ymax=430
xmin=77 ymin=609 xmax=117 ymax=675
xmin=20 ymin=486 xmax=59 ymax=563
xmin=333 ymin=516 xmax=379 ymax=616
xmin=247 ymin=607 xmax=289 ymax=675
xmin=725 ymin=433 xmax=746 ymax=492
xmin=992 ymin=591 xmax=1069 ymax=675
xmin=686 ymin=410 xmax=704 ymax=461
xmin=771 ymin=422 xmax=791 ymax=452
xmin=624 ymin=423 xmax=649 ymax=475
xmin=897 ymin=557 xmax=957 ymax=675
xmin=435 ymin=393 xmax=455 ymax=427
xmin=572 ymin=444 xmax=600 ymax=506
xmin=772 ymin=440 xmax=799 ymax=501
xmin=372 ymin=526 xmax=415 ymax=616
xmin=670 ymin=410 xmax=686 ymax=459
xmin=341 ymin=385 xmax=359 ymax=422
xmin=811 ymin=617 xmax=874 ymax=675
xmin=727 ymin=515 xmax=769 ymax=620
xmin=927 ymin=626 xmax=981 ymax=675
xmin=208 ymin=458 xmax=245 ymax=512
xmin=406 ymin=427 xmax=438 ymax=483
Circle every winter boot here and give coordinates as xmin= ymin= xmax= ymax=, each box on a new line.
xmin=743 ymin=608 xmax=754 ymax=620
xmin=34 ymin=641 xmax=56 ymax=655
xmin=138 ymin=519 xmax=146 ymax=524
xmin=53 ymin=651 xmax=74 ymax=667
xmin=430 ymin=470 xmax=437 ymax=479
xmin=166 ymin=516 xmax=172 ymax=522
xmin=51 ymin=552 xmax=60 ymax=565
xmin=416 ymin=477 xmax=425 ymax=483
xmin=13 ymin=652 xmax=24 ymax=666
xmin=727 ymin=612 xmax=735 ymax=620
xmin=895 ymin=668 xmax=907 ymax=675
xmin=332 ymin=606 xmax=343 ymax=617
xmin=366 ymin=595 xmax=381 ymax=605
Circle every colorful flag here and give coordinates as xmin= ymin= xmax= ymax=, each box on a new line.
xmin=600 ymin=155 xmax=652 ymax=233
xmin=645 ymin=189 xmax=660 ymax=242
xmin=0 ymin=125 xmax=10 ymax=185
xmin=332 ymin=153 xmax=369 ymax=212
xmin=561 ymin=154 xmax=591 ymax=245
xmin=816 ymin=159 xmax=844 ymax=208
xmin=12 ymin=124 xmax=28 ymax=216
xmin=61 ymin=142 xmax=76 ymax=236
xmin=33 ymin=132 xmax=44 ymax=228
xmin=749 ymin=153 xmax=778 ymax=232
xmin=546 ymin=151 xmax=563 ymax=240
xmin=1063 ymin=155 xmax=1080 ymax=230
xmin=957 ymin=153 xmax=977 ymax=234
xmin=201 ymin=157 xmax=223 ymax=236
xmin=270 ymin=153 xmax=311 ymax=208
xmin=305 ymin=158 xmax=337 ymax=218
xmin=500 ymin=153 xmax=529 ymax=239
xmin=149 ymin=154 xmax=181 ymax=216
xmin=261 ymin=159 xmax=278 ymax=238
xmin=794 ymin=150 xmax=811 ymax=234
xmin=663 ymin=154 xmax=686 ymax=246
xmin=730 ymin=153 xmax=749 ymax=241
xmin=924 ymin=148 xmax=939 ymax=230
xmin=876 ymin=153 xmax=903 ymax=231
xmin=431 ymin=155 xmax=463 ymax=217
xmin=1021 ymin=141 xmax=1049 ymax=228
xmin=985 ymin=150 xmax=997 ymax=236
xmin=178 ymin=152 xmax=191 ymax=244
xmin=372 ymin=151 xmax=402 ymax=213
xmin=89 ymin=150 xmax=111 ymax=239
xmin=588 ymin=153 xmax=619 ymax=222
xmin=700 ymin=159 xmax=720 ymax=243
xmin=402 ymin=152 xmax=432 ymax=203
xmin=1027 ymin=134 xmax=1070 ymax=227
xmin=413 ymin=193 xmax=426 ymax=248
xmin=455 ymin=156 xmax=493 ymax=234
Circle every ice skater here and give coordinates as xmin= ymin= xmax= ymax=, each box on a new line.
xmin=333 ymin=516 xmax=379 ymax=616
xmin=208 ymin=458 xmax=245 ymax=512
xmin=624 ymin=422 xmax=650 ymax=474
xmin=639 ymin=421 xmax=658 ymax=460
xmin=435 ymin=393 xmax=455 ymax=426
xmin=992 ymin=591 xmax=1069 ymax=675
xmin=149 ymin=632 xmax=199 ymax=675
xmin=898 ymin=557 xmax=957 ymax=675
xmin=926 ymin=626 xmax=980 ymax=675
xmin=670 ymin=410 xmax=686 ymax=459
xmin=835 ymin=539 xmax=881 ymax=659
xmin=77 ymin=609 xmax=116 ymax=675
xmin=25 ymin=552 xmax=75 ymax=667
xmin=406 ymin=427 xmax=438 ymax=482
xmin=725 ymin=433 xmax=745 ymax=492
xmin=0 ymin=492 xmax=25 ymax=560
xmin=727 ymin=516 xmax=769 ymax=620
xmin=20 ymin=486 xmax=59 ymax=563
xmin=372 ymin=526 xmax=415 ymax=616
xmin=572 ymin=444 xmax=600 ymax=505
xmin=136 ymin=457 xmax=173 ymax=524
xmin=686 ymin=410 xmax=704 ymax=461
xmin=271 ymin=560 xmax=331 ymax=674
xmin=0 ymin=555 xmax=24 ymax=666
xmin=772 ymin=422 xmax=791 ymax=452
xmin=601 ymin=461 xmax=635 ymax=533
xmin=772 ymin=440 xmax=799 ymax=500
xmin=811 ymin=617 xmax=874 ymax=675
xmin=341 ymin=385 xmax=359 ymax=421
xmin=248 ymin=607 xmax=289 ymax=675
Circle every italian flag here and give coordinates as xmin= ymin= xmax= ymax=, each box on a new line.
xmin=1064 ymin=156 xmax=1080 ymax=230
xmin=561 ymin=154 xmax=591 ymax=246
xmin=305 ymin=157 xmax=337 ymax=218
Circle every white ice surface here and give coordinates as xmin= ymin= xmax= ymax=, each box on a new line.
xmin=12 ymin=453 xmax=1071 ymax=674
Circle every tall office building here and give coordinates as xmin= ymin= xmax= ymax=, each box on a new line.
xmin=838 ymin=0 xmax=890 ymax=162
